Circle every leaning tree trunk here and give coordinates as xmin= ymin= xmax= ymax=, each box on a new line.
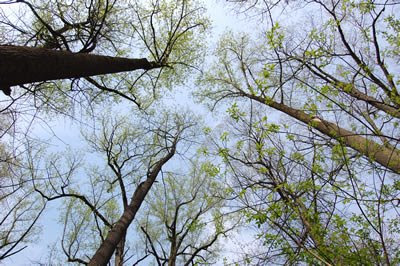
xmin=88 ymin=141 xmax=177 ymax=266
xmin=246 ymin=93 xmax=400 ymax=174
xmin=0 ymin=45 xmax=162 ymax=95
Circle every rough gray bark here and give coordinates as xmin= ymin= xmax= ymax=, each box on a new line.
xmin=0 ymin=45 xmax=162 ymax=95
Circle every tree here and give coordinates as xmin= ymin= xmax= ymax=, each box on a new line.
xmin=199 ymin=0 xmax=400 ymax=264
xmin=137 ymin=160 xmax=236 ymax=266
xmin=201 ymin=0 xmax=400 ymax=173
xmin=29 ymin=110 xmax=198 ymax=265
xmin=0 ymin=114 xmax=46 ymax=260
xmin=0 ymin=0 xmax=208 ymax=111
xmin=0 ymin=0 xmax=209 ymax=265
xmin=209 ymin=107 xmax=400 ymax=264
xmin=3 ymin=0 xmax=400 ymax=264
xmin=88 ymin=113 xmax=195 ymax=266
xmin=0 ymin=45 xmax=164 ymax=96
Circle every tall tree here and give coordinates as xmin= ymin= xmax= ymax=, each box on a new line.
xmin=30 ymin=110 xmax=198 ymax=265
xmin=137 ymin=160 xmax=236 ymax=265
xmin=87 ymin=118 xmax=189 ymax=266
xmin=0 ymin=45 xmax=164 ymax=96
xmin=198 ymin=0 xmax=400 ymax=264
xmin=0 ymin=0 xmax=209 ymax=265
xmin=200 ymin=0 xmax=400 ymax=174
xmin=210 ymin=106 xmax=400 ymax=264
xmin=0 ymin=0 xmax=208 ymax=111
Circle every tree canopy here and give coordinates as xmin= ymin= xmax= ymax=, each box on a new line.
xmin=0 ymin=0 xmax=400 ymax=265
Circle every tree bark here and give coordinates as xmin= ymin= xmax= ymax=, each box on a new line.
xmin=88 ymin=141 xmax=177 ymax=266
xmin=167 ymin=228 xmax=177 ymax=266
xmin=114 ymin=235 xmax=125 ymax=266
xmin=246 ymin=93 xmax=400 ymax=173
xmin=0 ymin=45 xmax=162 ymax=95
xmin=168 ymin=243 xmax=177 ymax=266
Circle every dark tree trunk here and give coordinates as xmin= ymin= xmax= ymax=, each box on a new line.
xmin=168 ymin=239 xmax=177 ymax=266
xmin=88 ymin=142 xmax=177 ymax=266
xmin=0 ymin=45 xmax=162 ymax=95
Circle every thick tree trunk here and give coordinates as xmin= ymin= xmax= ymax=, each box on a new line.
xmin=0 ymin=45 xmax=161 ymax=95
xmin=247 ymin=93 xmax=400 ymax=173
xmin=88 ymin=142 xmax=177 ymax=266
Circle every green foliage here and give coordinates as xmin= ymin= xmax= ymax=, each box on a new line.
xmin=266 ymin=22 xmax=284 ymax=49
xmin=227 ymin=102 xmax=244 ymax=122
xmin=200 ymin=161 xmax=220 ymax=178
xmin=383 ymin=15 xmax=400 ymax=58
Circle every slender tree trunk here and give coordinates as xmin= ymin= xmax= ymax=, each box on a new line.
xmin=88 ymin=142 xmax=177 ymax=266
xmin=0 ymin=45 xmax=162 ymax=95
xmin=246 ymin=93 xmax=400 ymax=173
xmin=168 ymin=230 xmax=177 ymax=266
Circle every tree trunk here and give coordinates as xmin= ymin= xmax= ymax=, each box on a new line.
xmin=168 ymin=228 xmax=177 ymax=266
xmin=246 ymin=93 xmax=400 ymax=173
xmin=0 ymin=45 xmax=162 ymax=95
xmin=168 ymin=245 xmax=177 ymax=266
xmin=114 ymin=235 xmax=125 ymax=266
xmin=88 ymin=142 xmax=177 ymax=266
